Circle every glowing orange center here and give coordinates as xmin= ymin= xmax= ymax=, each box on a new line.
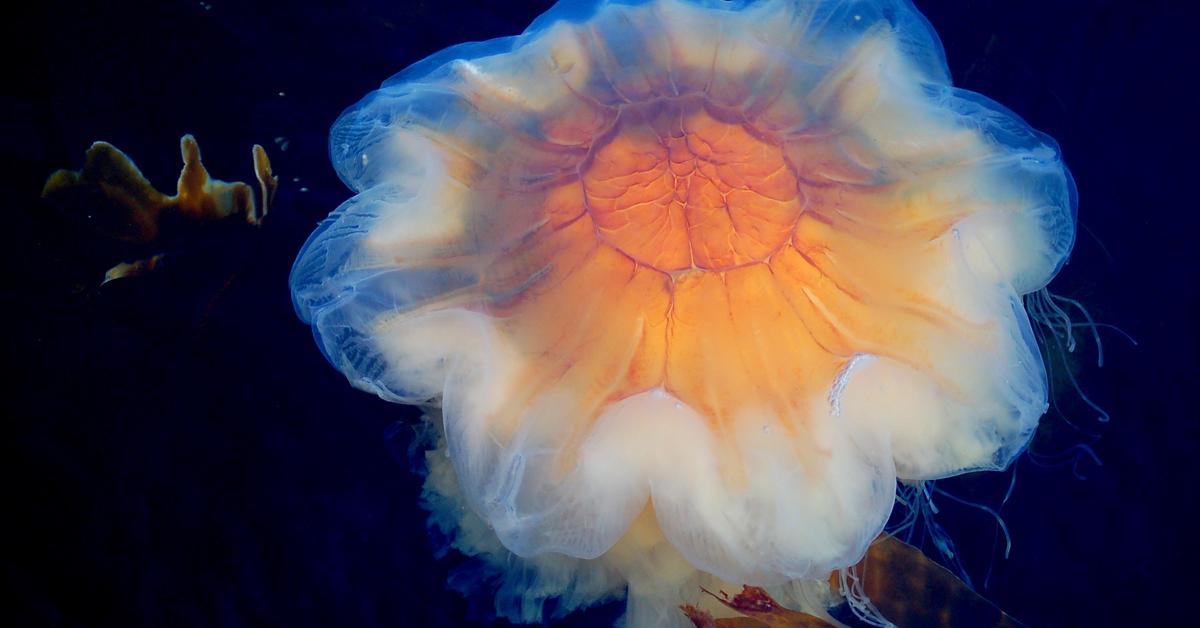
xmin=582 ymin=97 xmax=805 ymax=272
xmin=481 ymin=97 xmax=860 ymax=444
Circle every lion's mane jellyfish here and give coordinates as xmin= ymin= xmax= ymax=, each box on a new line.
xmin=290 ymin=0 xmax=1076 ymax=624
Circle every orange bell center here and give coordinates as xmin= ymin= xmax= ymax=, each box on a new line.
xmin=581 ymin=96 xmax=805 ymax=272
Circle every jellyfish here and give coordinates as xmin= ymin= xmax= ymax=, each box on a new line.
xmin=290 ymin=0 xmax=1076 ymax=625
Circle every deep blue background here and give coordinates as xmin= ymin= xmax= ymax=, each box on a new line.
xmin=5 ymin=0 xmax=1195 ymax=626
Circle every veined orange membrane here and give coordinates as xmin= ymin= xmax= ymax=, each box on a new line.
xmin=291 ymin=0 xmax=1076 ymax=625
xmin=581 ymin=96 xmax=804 ymax=271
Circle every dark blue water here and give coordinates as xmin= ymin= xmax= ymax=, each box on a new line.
xmin=5 ymin=1 xmax=1194 ymax=626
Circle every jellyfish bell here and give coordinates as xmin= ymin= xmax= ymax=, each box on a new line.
xmin=291 ymin=0 xmax=1076 ymax=625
